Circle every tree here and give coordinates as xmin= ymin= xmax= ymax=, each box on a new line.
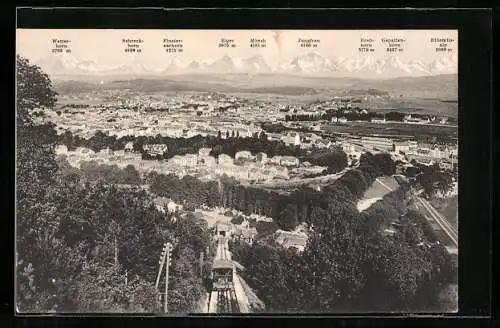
xmin=122 ymin=164 xmax=141 ymax=185
xmin=230 ymin=215 xmax=244 ymax=225
xmin=73 ymin=259 xmax=156 ymax=313
xmin=16 ymin=56 xmax=213 ymax=314
xmin=16 ymin=56 xmax=67 ymax=312
xmin=278 ymin=204 xmax=299 ymax=231
xmin=16 ymin=55 xmax=57 ymax=125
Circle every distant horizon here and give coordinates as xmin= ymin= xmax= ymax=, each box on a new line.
xmin=17 ymin=29 xmax=458 ymax=78
xmin=46 ymin=70 xmax=458 ymax=83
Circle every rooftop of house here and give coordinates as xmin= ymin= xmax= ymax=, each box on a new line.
xmin=212 ymin=259 xmax=233 ymax=270
xmin=282 ymin=236 xmax=308 ymax=247
xmin=275 ymin=230 xmax=308 ymax=246
xmin=281 ymin=156 xmax=299 ymax=162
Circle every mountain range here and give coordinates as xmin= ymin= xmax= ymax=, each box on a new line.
xmin=35 ymin=52 xmax=457 ymax=78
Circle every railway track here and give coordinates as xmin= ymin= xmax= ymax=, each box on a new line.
xmin=206 ymin=236 xmax=240 ymax=313
xmin=207 ymin=285 xmax=240 ymax=313
xmin=215 ymin=288 xmax=240 ymax=313
xmin=218 ymin=236 xmax=230 ymax=260
xmin=417 ymin=196 xmax=458 ymax=247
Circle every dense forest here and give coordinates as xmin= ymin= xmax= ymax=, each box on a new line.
xmin=16 ymin=56 xmax=211 ymax=313
xmin=405 ymin=161 xmax=456 ymax=197
xmin=229 ymin=152 xmax=457 ymax=312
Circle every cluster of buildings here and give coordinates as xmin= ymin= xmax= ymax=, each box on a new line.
xmin=55 ymin=142 xmax=326 ymax=185
xmin=142 ymin=143 xmax=168 ymax=156
xmin=403 ymin=114 xmax=449 ymax=125
xmin=213 ymin=220 xmax=308 ymax=252
xmin=51 ymin=92 xmax=277 ymax=140
xmin=214 ymin=220 xmax=258 ymax=245
xmin=55 ymin=145 xmax=138 ymax=170
xmin=338 ymin=135 xmax=458 ymax=169
xmin=278 ymin=131 xmax=333 ymax=149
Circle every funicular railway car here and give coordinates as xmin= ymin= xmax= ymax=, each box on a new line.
xmin=215 ymin=221 xmax=231 ymax=237
xmin=211 ymin=259 xmax=234 ymax=291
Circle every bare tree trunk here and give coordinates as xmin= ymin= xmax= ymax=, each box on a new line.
xmin=114 ymin=236 xmax=118 ymax=266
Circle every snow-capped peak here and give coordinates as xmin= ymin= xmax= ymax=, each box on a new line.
xmin=428 ymin=53 xmax=458 ymax=74
xmin=281 ymin=51 xmax=334 ymax=74
xmin=163 ymin=58 xmax=189 ymax=73
xmin=240 ymin=55 xmax=271 ymax=72
xmin=32 ymin=51 xmax=457 ymax=78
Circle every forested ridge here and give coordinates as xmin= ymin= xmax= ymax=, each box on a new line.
xmin=229 ymin=153 xmax=457 ymax=312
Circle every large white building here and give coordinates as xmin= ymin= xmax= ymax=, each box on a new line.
xmin=361 ymin=136 xmax=393 ymax=151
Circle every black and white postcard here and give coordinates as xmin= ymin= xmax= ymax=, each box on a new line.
xmin=16 ymin=27 xmax=459 ymax=314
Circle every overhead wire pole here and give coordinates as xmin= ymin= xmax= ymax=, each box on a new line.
xmin=164 ymin=242 xmax=173 ymax=313
xmin=155 ymin=243 xmax=167 ymax=291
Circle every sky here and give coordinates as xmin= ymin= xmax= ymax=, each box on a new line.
xmin=16 ymin=29 xmax=458 ymax=69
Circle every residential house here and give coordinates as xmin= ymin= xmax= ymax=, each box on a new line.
xmin=281 ymin=132 xmax=301 ymax=146
xmin=218 ymin=154 xmax=233 ymax=166
xmin=124 ymin=141 xmax=134 ymax=152
xmin=393 ymin=140 xmax=410 ymax=153
xmin=439 ymin=160 xmax=454 ymax=171
xmin=371 ymin=116 xmax=387 ymax=123
xmin=274 ymin=230 xmax=308 ymax=252
xmin=198 ymin=155 xmax=217 ymax=167
xmin=255 ymin=152 xmax=268 ymax=164
xmin=269 ymin=156 xmax=282 ymax=165
xmin=314 ymin=139 xmax=331 ymax=149
xmin=235 ymin=150 xmax=254 ymax=161
xmin=198 ymin=147 xmax=212 ymax=157
xmin=55 ymin=145 xmax=69 ymax=155
xmin=98 ymin=148 xmax=113 ymax=155
xmin=342 ymin=143 xmax=356 ymax=154
xmin=408 ymin=140 xmax=418 ymax=150
xmin=280 ymin=156 xmax=300 ymax=167
xmin=232 ymin=227 xmax=258 ymax=245
xmin=180 ymin=154 xmax=198 ymax=167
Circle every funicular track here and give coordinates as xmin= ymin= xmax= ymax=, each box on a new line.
xmin=207 ymin=234 xmax=240 ymax=313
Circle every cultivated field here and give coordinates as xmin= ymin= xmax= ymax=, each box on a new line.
xmin=323 ymin=121 xmax=458 ymax=140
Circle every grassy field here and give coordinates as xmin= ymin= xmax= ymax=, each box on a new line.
xmin=323 ymin=121 xmax=458 ymax=140
xmin=358 ymin=97 xmax=458 ymax=118
xmin=362 ymin=176 xmax=399 ymax=199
